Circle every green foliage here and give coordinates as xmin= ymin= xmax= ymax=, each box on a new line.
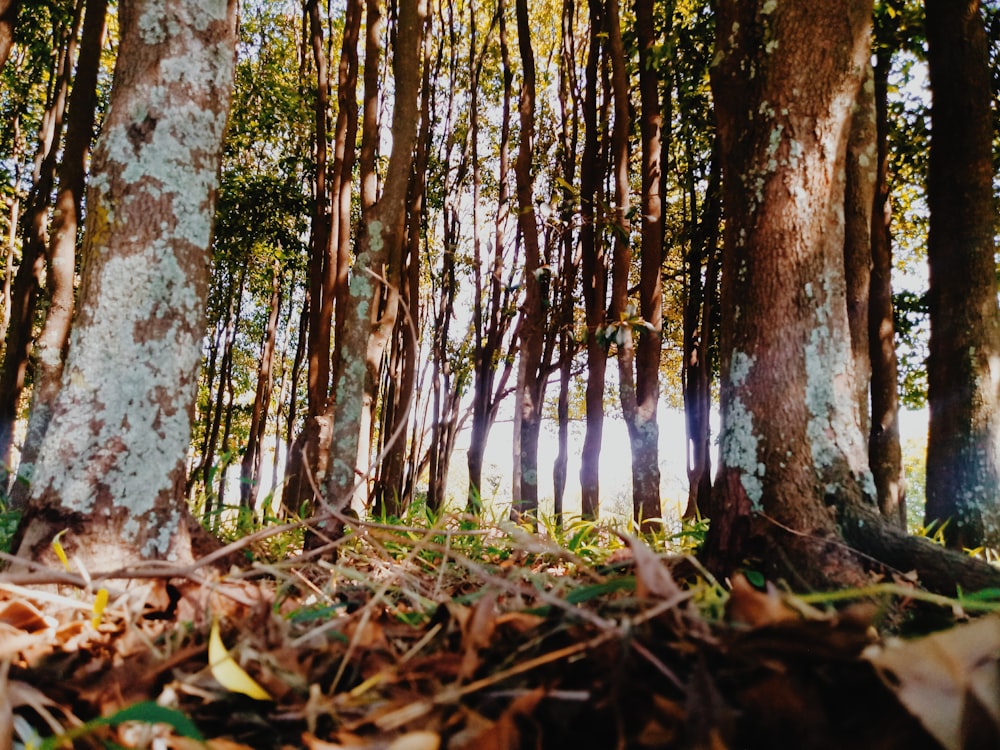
xmin=0 ymin=505 xmax=19 ymax=554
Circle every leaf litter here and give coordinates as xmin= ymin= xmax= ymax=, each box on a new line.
xmin=1 ymin=515 xmax=999 ymax=749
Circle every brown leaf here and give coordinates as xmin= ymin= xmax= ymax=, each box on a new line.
xmin=0 ymin=598 xmax=50 ymax=631
xmin=725 ymin=574 xmax=799 ymax=628
xmin=459 ymin=592 xmax=498 ymax=680
xmin=623 ymin=535 xmax=682 ymax=601
xmin=865 ymin=614 xmax=1000 ymax=750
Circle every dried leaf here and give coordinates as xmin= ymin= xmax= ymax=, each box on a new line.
xmin=623 ymin=535 xmax=682 ymax=601
xmin=725 ymin=574 xmax=799 ymax=627
xmin=865 ymin=614 xmax=1000 ymax=750
xmin=208 ymin=618 xmax=272 ymax=701
xmin=0 ymin=598 xmax=50 ymax=631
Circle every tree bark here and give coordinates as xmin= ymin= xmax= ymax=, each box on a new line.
xmin=13 ymin=0 xmax=238 ymax=571
xmin=923 ymin=0 xmax=1000 ymax=548
xmin=682 ymin=148 xmax=721 ymax=519
xmin=703 ymin=0 xmax=1000 ymax=596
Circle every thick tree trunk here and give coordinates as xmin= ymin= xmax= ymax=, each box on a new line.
xmin=923 ymin=0 xmax=1000 ymax=548
xmin=12 ymin=0 xmax=108 ymax=507
xmin=868 ymin=47 xmax=905 ymax=528
xmin=704 ymin=0 xmax=1000 ymax=596
xmin=705 ymin=0 xmax=878 ymax=588
xmin=13 ymin=0 xmax=238 ymax=572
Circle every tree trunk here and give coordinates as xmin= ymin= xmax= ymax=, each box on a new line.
xmin=511 ymin=0 xmax=544 ymax=522
xmin=843 ymin=62 xmax=876 ymax=435
xmin=324 ymin=0 xmax=427 ymax=521
xmin=375 ymin=23 xmax=430 ymax=517
xmin=579 ymin=0 xmax=606 ymax=519
xmin=238 ymin=262 xmax=283 ymax=519
xmin=467 ymin=3 xmax=512 ymax=512
xmin=0 ymin=1 xmax=83 ymax=478
xmin=682 ymin=148 xmax=721 ymax=519
xmin=705 ymin=0 xmax=878 ymax=588
xmin=633 ymin=0 xmax=664 ymax=527
xmin=13 ymin=0 xmax=238 ymax=572
xmin=702 ymin=0 xmax=1000 ymax=596
xmin=923 ymin=0 xmax=1000 ymax=548
xmin=553 ymin=0 xmax=580 ymax=521
xmin=11 ymin=0 xmax=108 ymax=507
xmin=868 ymin=45 xmax=905 ymax=528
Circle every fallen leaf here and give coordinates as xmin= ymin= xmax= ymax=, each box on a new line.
xmin=208 ymin=618 xmax=272 ymax=701
xmin=725 ymin=574 xmax=799 ymax=627
xmin=623 ymin=535 xmax=682 ymax=601
xmin=865 ymin=613 xmax=1000 ymax=750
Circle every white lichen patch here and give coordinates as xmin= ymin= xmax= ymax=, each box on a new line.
xmin=803 ymin=278 xmax=875 ymax=497
xmin=761 ymin=0 xmax=778 ymax=14
xmin=721 ymin=396 xmax=765 ymax=508
xmin=730 ymin=351 xmax=755 ymax=387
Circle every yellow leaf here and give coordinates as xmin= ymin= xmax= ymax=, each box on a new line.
xmin=208 ymin=618 xmax=271 ymax=701
xmin=51 ymin=530 xmax=71 ymax=572
xmin=91 ymin=588 xmax=109 ymax=629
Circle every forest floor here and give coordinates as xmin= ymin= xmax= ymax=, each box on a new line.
xmin=1 ymin=513 xmax=999 ymax=750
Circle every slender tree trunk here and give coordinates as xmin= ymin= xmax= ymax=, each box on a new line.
xmin=12 ymin=0 xmax=108 ymax=507
xmin=579 ymin=0 xmax=606 ymax=519
xmin=377 ymin=27 xmax=430 ymax=516
xmin=633 ymin=0 xmax=664 ymax=527
xmin=843 ymin=62 xmax=876 ymax=435
xmin=511 ymin=0 xmax=544 ymax=522
xmin=239 ymin=262 xmax=283 ymax=518
xmin=552 ymin=0 xmax=579 ymax=522
xmin=682 ymin=148 xmax=721 ymax=519
xmin=467 ymin=3 xmax=511 ymax=511
xmin=13 ymin=0 xmax=238 ymax=571
xmin=202 ymin=269 xmax=244 ymax=520
xmin=868 ymin=46 xmax=905 ymax=528
xmin=304 ymin=0 xmax=332 ymax=420
xmin=0 ymin=1 xmax=83 ymax=477
xmin=924 ymin=0 xmax=1000 ymax=548
xmin=325 ymin=0 xmax=427 ymax=521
